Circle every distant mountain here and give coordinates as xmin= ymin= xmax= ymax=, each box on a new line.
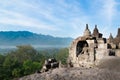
xmin=0 ymin=31 xmax=73 ymax=48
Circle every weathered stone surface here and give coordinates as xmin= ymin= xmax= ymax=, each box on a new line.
xmin=19 ymin=67 xmax=120 ymax=80
xmin=41 ymin=58 xmax=59 ymax=72
xmin=117 ymin=28 xmax=120 ymax=38
xmin=92 ymin=25 xmax=103 ymax=38
xmin=68 ymin=24 xmax=120 ymax=68
xmin=92 ymin=25 xmax=99 ymax=37
xmin=113 ymin=28 xmax=120 ymax=44
xmin=19 ymin=56 xmax=120 ymax=80
xmin=83 ymin=24 xmax=91 ymax=37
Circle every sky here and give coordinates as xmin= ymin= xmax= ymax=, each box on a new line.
xmin=0 ymin=0 xmax=120 ymax=38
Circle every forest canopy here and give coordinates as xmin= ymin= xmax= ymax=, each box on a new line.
xmin=0 ymin=45 xmax=69 ymax=80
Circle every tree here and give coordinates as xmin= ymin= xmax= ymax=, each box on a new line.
xmin=0 ymin=54 xmax=5 ymax=65
xmin=22 ymin=60 xmax=41 ymax=75
xmin=0 ymin=45 xmax=69 ymax=79
xmin=6 ymin=45 xmax=37 ymax=63
xmin=15 ymin=45 xmax=37 ymax=62
xmin=54 ymin=48 xmax=69 ymax=65
xmin=1 ymin=45 xmax=41 ymax=79
xmin=3 ymin=56 xmax=20 ymax=79
xmin=12 ymin=68 xmax=21 ymax=78
xmin=0 ymin=54 xmax=6 ymax=79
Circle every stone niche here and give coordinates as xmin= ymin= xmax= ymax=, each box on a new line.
xmin=76 ymin=40 xmax=89 ymax=57
xmin=68 ymin=24 xmax=120 ymax=68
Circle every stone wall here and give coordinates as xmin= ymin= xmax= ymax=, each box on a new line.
xmin=68 ymin=25 xmax=120 ymax=68
xmin=115 ymin=49 xmax=120 ymax=57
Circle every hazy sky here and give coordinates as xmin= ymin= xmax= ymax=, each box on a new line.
xmin=0 ymin=0 xmax=120 ymax=38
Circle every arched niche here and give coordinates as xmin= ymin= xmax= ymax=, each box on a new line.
xmin=109 ymin=50 xmax=115 ymax=56
xmin=76 ymin=41 xmax=88 ymax=57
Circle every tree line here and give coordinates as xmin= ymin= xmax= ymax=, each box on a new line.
xmin=0 ymin=45 xmax=69 ymax=80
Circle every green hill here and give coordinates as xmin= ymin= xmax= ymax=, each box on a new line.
xmin=0 ymin=31 xmax=73 ymax=48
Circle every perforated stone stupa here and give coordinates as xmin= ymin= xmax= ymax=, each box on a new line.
xmin=68 ymin=24 xmax=120 ymax=68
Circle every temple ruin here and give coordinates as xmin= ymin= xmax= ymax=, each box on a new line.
xmin=68 ymin=24 xmax=120 ymax=68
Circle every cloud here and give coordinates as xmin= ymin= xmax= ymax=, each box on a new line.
xmin=0 ymin=9 xmax=59 ymax=31
xmin=101 ymin=0 xmax=117 ymax=23
xmin=0 ymin=0 xmax=62 ymax=31
xmin=0 ymin=0 xmax=91 ymax=37
xmin=98 ymin=0 xmax=117 ymax=37
xmin=85 ymin=0 xmax=118 ymax=37
xmin=0 ymin=0 xmax=119 ymax=37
